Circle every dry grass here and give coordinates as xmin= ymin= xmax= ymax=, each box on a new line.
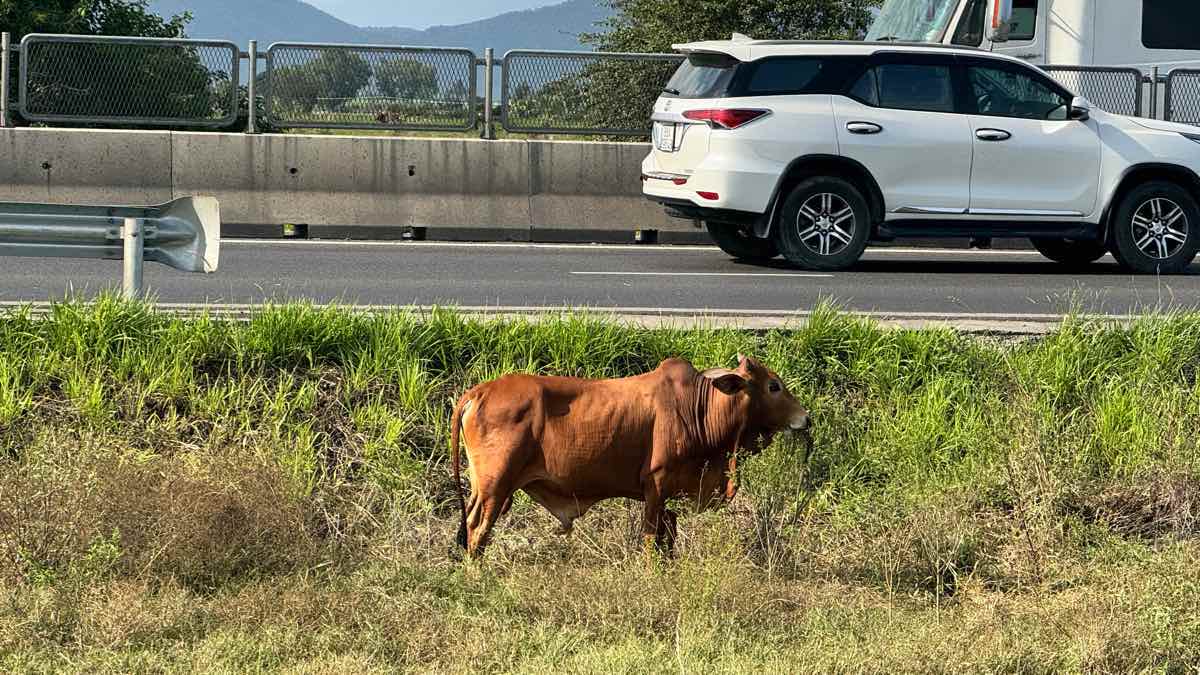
xmin=2 ymin=299 xmax=1200 ymax=672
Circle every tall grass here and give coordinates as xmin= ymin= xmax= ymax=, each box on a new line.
xmin=2 ymin=298 xmax=1200 ymax=672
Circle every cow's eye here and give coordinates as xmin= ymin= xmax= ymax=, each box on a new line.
xmin=769 ymin=380 xmax=782 ymax=393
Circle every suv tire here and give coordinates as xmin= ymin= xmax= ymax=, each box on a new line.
xmin=775 ymin=177 xmax=871 ymax=271
xmin=1109 ymin=181 xmax=1200 ymax=275
xmin=705 ymin=221 xmax=778 ymax=261
xmin=1030 ymin=238 xmax=1108 ymax=266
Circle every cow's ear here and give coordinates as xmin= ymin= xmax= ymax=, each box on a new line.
xmin=705 ymin=369 xmax=747 ymax=395
xmin=740 ymin=355 xmax=764 ymax=375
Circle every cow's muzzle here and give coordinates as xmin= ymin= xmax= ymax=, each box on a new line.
xmin=789 ymin=412 xmax=811 ymax=431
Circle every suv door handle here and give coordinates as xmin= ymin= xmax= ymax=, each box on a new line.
xmin=846 ymin=121 xmax=883 ymax=135
xmin=976 ymin=128 xmax=1012 ymax=142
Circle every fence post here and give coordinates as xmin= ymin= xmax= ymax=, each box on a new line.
xmin=122 ymin=217 xmax=144 ymax=299
xmin=1149 ymin=66 xmax=1160 ymax=120
xmin=482 ymin=47 xmax=495 ymax=140
xmin=0 ymin=32 xmax=11 ymax=128
xmin=246 ymin=40 xmax=258 ymax=134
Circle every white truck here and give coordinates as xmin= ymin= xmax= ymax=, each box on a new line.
xmin=868 ymin=0 xmax=1200 ymax=70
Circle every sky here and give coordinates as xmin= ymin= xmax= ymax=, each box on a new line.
xmin=304 ymin=0 xmax=566 ymax=29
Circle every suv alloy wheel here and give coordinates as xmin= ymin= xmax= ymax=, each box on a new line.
xmin=1109 ymin=181 xmax=1200 ymax=274
xmin=776 ymin=177 xmax=871 ymax=271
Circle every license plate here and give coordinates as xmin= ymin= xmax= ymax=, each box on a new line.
xmin=655 ymin=123 xmax=677 ymax=152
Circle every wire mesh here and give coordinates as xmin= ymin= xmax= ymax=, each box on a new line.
xmin=1041 ymin=66 xmax=1143 ymax=117
xmin=1165 ymin=69 xmax=1200 ymax=126
xmin=501 ymin=50 xmax=684 ymax=136
xmin=263 ymin=43 xmax=476 ymax=131
xmin=19 ymin=34 xmax=239 ymax=127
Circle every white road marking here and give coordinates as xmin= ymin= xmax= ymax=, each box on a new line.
xmin=222 ymin=239 xmax=1053 ymax=256
xmin=223 ymin=239 xmax=721 ymax=252
xmin=570 ymin=271 xmax=833 ymax=278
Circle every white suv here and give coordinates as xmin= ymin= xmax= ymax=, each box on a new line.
xmin=642 ymin=38 xmax=1200 ymax=274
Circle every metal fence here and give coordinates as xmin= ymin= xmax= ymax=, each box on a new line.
xmin=1042 ymin=65 xmax=1144 ymax=117
xmin=1165 ymin=69 xmax=1200 ymax=126
xmin=501 ymin=50 xmax=683 ymax=136
xmin=18 ymin=34 xmax=239 ymax=127
xmin=262 ymin=43 xmax=477 ymax=131
xmin=7 ymin=32 xmax=1200 ymax=136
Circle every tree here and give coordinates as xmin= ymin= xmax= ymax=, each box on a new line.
xmin=564 ymin=0 xmax=882 ymax=136
xmin=265 ymin=51 xmax=373 ymax=116
xmin=308 ymin=51 xmax=373 ymax=112
xmin=0 ymin=0 xmax=190 ymax=40
xmin=376 ymin=59 xmax=438 ymax=101
xmin=583 ymin=0 xmax=881 ymax=52
xmin=2 ymin=1 xmax=234 ymax=127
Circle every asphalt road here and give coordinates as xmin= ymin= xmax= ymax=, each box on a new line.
xmin=1 ymin=240 xmax=1198 ymax=319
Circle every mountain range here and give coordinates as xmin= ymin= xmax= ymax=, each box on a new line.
xmin=148 ymin=0 xmax=610 ymax=55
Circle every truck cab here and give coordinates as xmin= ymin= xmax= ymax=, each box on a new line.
xmin=868 ymin=0 xmax=1200 ymax=69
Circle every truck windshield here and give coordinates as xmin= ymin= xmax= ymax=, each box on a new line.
xmin=867 ymin=0 xmax=961 ymax=43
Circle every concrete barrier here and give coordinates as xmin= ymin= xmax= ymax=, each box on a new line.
xmin=0 ymin=128 xmax=173 ymax=205
xmin=0 ymin=127 xmax=692 ymax=241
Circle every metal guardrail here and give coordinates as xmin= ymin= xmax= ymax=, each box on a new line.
xmin=262 ymin=42 xmax=477 ymax=132
xmin=1041 ymin=65 xmax=1144 ymax=117
xmin=0 ymin=197 xmax=221 ymax=298
xmin=501 ymin=49 xmax=684 ymax=136
xmin=1165 ymin=69 xmax=1200 ymax=126
xmin=18 ymin=34 xmax=239 ymax=128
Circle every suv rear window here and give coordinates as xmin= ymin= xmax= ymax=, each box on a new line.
xmin=662 ymin=54 xmax=739 ymax=99
xmin=664 ymin=54 xmax=866 ymax=99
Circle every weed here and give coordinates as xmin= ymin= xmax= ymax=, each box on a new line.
xmin=2 ymin=298 xmax=1200 ymax=671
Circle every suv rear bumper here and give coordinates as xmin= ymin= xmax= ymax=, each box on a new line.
xmin=640 ymin=153 xmax=776 ymax=214
xmin=645 ymin=195 xmax=765 ymax=226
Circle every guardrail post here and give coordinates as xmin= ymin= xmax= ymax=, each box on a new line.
xmin=482 ymin=47 xmax=495 ymax=140
xmin=246 ymin=40 xmax=258 ymax=134
xmin=1 ymin=32 xmax=11 ymax=128
xmin=122 ymin=217 xmax=144 ymax=299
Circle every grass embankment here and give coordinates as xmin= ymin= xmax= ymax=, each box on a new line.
xmin=2 ymin=299 xmax=1199 ymax=673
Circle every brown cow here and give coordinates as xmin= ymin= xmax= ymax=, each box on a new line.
xmin=449 ymin=355 xmax=810 ymax=558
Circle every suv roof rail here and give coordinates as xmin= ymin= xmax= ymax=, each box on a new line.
xmin=740 ymin=39 xmax=987 ymax=52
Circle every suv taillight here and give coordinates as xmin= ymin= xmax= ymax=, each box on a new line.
xmin=682 ymin=109 xmax=771 ymax=130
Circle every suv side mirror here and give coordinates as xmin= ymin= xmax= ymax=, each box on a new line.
xmin=988 ymin=0 xmax=1014 ymax=42
xmin=1069 ymin=96 xmax=1091 ymax=121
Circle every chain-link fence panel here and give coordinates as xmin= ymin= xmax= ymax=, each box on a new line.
xmin=501 ymin=50 xmax=684 ymax=136
xmin=263 ymin=43 xmax=476 ymax=131
xmin=1042 ymin=66 xmax=1143 ymax=117
xmin=1165 ymin=69 xmax=1200 ymax=126
xmin=19 ymin=34 xmax=239 ymax=127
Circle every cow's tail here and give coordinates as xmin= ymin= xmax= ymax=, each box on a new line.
xmin=451 ymin=394 xmax=470 ymax=551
